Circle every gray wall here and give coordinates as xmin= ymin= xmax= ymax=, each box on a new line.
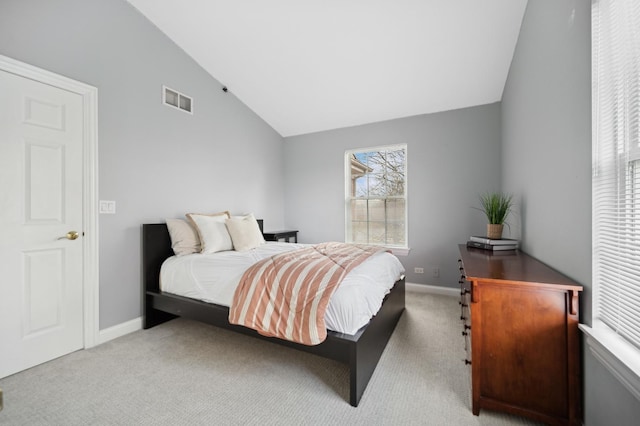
xmin=502 ymin=0 xmax=640 ymax=424
xmin=283 ymin=104 xmax=502 ymax=287
xmin=0 ymin=0 xmax=286 ymax=329
xmin=502 ymin=0 xmax=592 ymax=309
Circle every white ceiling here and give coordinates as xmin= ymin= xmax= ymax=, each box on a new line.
xmin=127 ymin=0 xmax=528 ymax=137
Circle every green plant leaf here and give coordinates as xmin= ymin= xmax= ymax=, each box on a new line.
xmin=478 ymin=192 xmax=513 ymax=225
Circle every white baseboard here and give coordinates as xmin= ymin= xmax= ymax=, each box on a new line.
xmin=406 ymin=282 xmax=458 ymax=297
xmin=96 ymin=317 xmax=142 ymax=345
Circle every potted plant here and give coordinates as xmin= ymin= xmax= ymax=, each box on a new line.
xmin=477 ymin=192 xmax=513 ymax=239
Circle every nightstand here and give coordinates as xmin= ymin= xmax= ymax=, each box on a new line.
xmin=263 ymin=230 xmax=298 ymax=243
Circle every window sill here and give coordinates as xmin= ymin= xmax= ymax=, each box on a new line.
xmin=580 ymin=322 xmax=640 ymax=401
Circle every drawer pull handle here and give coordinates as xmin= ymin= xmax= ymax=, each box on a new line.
xmin=460 ymin=316 xmax=466 ymax=321
xmin=462 ymin=331 xmax=468 ymax=337
xmin=459 ymin=302 xmax=468 ymax=307
xmin=465 ymin=359 xmax=472 ymax=365
xmin=464 ymin=325 xmax=471 ymax=330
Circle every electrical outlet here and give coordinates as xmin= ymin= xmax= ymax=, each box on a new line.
xmin=432 ymin=267 xmax=440 ymax=278
xmin=414 ymin=267 xmax=424 ymax=274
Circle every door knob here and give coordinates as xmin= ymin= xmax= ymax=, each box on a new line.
xmin=58 ymin=231 xmax=79 ymax=241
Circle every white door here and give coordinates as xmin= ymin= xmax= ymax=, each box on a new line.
xmin=0 ymin=69 xmax=84 ymax=378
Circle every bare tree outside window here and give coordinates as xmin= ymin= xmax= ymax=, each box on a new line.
xmin=346 ymin=145 xmax=407 ymax=247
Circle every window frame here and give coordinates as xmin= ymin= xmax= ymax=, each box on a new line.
xmin=344 ymin=144 xmax=408 ymax=255
xmin=581 ymin=0 xmax=640 ymax=401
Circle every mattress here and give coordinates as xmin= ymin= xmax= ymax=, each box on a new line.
xmin=160 ymin=242 xmax=405 ymax=335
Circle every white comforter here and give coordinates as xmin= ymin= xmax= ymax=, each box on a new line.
xmin=160 ymin=242 xmax=405 ymax=335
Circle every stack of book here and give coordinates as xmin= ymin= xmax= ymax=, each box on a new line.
xmin=466 ymin=236 xmax=519 ymax=251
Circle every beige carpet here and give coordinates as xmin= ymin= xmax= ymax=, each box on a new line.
xmin=0 ymin=288 xmax=540 ymax=425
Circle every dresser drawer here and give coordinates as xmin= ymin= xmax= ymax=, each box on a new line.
xmin=458 ymin=258 xmax=472 ymax=365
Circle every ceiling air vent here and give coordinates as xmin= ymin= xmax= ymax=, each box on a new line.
xmin=163 ymin=85 xmax=193 ymax=114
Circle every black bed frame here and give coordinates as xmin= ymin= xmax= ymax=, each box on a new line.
xmin=142 ymin=223 xmax=405 ymax=406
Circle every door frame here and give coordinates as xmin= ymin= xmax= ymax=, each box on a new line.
xmin=0 ymin=54 xmax=99 ymax=348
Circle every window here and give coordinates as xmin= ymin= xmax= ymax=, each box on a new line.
xmin=587 ymin=0 xmax=640 ymax=398
xmin=345 ymin=144 xmax=407 ymax=248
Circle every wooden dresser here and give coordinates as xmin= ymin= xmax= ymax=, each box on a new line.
xmin=458 ymin=245 xmax=583 ymax=426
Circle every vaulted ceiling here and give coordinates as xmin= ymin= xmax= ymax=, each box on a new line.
xmin=127 ymin=0 xmax=528 ymax=137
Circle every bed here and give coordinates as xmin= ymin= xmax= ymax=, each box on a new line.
xmin=142 ymin=222 xmax=405 ymax=406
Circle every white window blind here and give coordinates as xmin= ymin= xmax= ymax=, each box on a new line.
xmin=592 ymin=0 xmax=640 ymax=349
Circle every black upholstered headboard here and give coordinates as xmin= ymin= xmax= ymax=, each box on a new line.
xmin=142 ymin=224 xmax=173 ymax=293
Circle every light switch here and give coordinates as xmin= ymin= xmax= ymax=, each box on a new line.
xmin=99 ymin=200 xmax=116 ymax=214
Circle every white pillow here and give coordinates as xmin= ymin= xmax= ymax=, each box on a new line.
xmin=186 ymin=211 xmax=233 ymax=253
xmin=225 ymin=213 xmax=265 ymax=252
xmin=166 ymin=218 xmax=201 ymax=256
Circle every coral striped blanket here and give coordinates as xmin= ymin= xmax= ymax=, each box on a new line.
xmin=229 ymin=242 xmax=386 ymax=345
